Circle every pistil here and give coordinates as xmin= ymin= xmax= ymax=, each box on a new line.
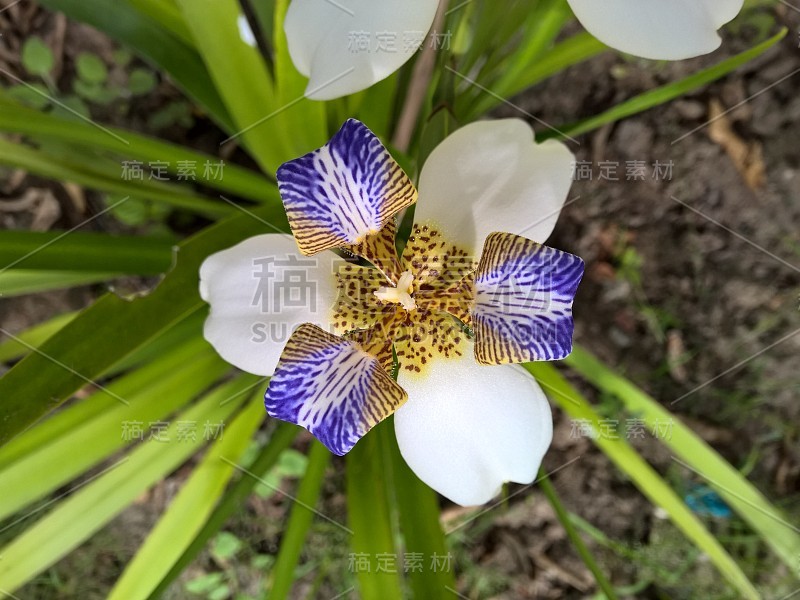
xmin=374 ymin=270 xmax=417 ymax=311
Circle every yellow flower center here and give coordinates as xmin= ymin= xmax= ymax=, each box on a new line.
xmin=333 ymin=223 xmax=475 ymax=376
xmin=374 ymin=270 xmax=416 ymax=311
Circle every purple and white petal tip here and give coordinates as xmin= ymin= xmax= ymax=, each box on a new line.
xmin=472 ymin=232 xmax=584 ymax=366
xmin=277 ymin=119 xmax=416 ymax=256
xmin=265 ymin=323 xmax=407 ymax=455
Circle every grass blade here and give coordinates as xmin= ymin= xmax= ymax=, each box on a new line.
xmin=0 ymin=231 xmax=174 ymax=274
xmin=0 ymin=203 xmax=288 ymax=445
xmin=107 ymin=391 xmax=266 ymax=600
xmin=0 ymin=101 xmax=277 ymax=203
xmin=266 ymin=441 xmax=332 ymax=600
xmin=0 ymin=335 xmax=205 ymax=469
xmin=0 ymin=343 xmax=227 ymax=521
xmin=145 ymin=424 xmax=298 ymax=599
xmin=538 ymin=474 xmax=619 ymax=599
xmin=545 ymin=29 xmax=788 ymax=141
xmin=565 ymin=345 xmax=800 ymax=575
xmin=386 ymin=417 xmax=456 ymax=599
xmin=524 ymin=362 xmax=761 ymax=600
xmin=126 ymin=0 xmax=194 ymax=45
xmin=176 ymin=0 xmax=287 ymax=174
xmin=346 ymin=421 xmax=403 ymax=600
xmin=0 ymin=270 xmax=119 ymax=297
xmin=0 ymin=138 xmax=235 ymax=218
xmin=0 ymin=375 xmax=257 ymax=593
xmin=0 ymin=312 xmax=76 ymax=364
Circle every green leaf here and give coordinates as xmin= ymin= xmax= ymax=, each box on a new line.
xmin=73 ymin=80 xmax=118 ymax=105
xmin=175 ymin=0 xmax=286 ymax=174
xmin=246 ymin=0 xmax=275 ymax=51
xmin=525 ymin=362 xmax=760 ymax=600
xmin=0 ymin=375 xmax=254 ymax=593
xmin=271 ymin=0 xmax=327 ymax=158
xmin=0 ymin=231 xmax=173 ymax=274
xmin=538 ymin=474 xmax=618 ymax=599
xmin=386 ymin=417 xmax=456 ymax=599
xmin=128 ymin=68 xmax=158 ymax=96
xmin=0 ymin=270 xmax=118 ymax=297
xmin=461 ymin=32 xmax=607 ymax=120
xmin=113 ymin=48 xmax=134 ymax=67
xmin=0 ymin=137 xmax=234 ymax=218
xmin=52 ymin=95 xmax=92 ymax=119
xmin=76 ymin=53 xmax=109 ymax=84
xmin=126 ymin=0 xmax=195 ymax=45
xmin=186 ymin=573 xmax=225 ymax=595
xmin=146 ymin=424 xmax=298 ymax=599
xmin=0 ymin=100 xmax=278 ymax=203
xmin=0 ymin=323 xmax=203 ymax=470
xmin=0 ymin=341 xmax=228 ymax=522
xmin=266 ymin=441 xmax=331 ymax=600
xmin=21 ymin=37 xmax=54 ymax=78
xmin=346 ymin=421 xmax=403 ymax=600
xmin=209 ymin=584 xmax=232 ymax=600
xmin=0 ymin=202 xmax=287 ymax=445
xmin=107 ymin=393 xmax=265 ymax=600
xmin=565 ymin=345 xmax=800 ymax=576
xmin=547 ymin=28 xmax=788 ymax=141
xmin=0 ymin=311 xmax=76 ymax=364
xmin=6 ymin=83 xmax=51 ymax=109
xmin=212 ymin=531 xmax=245 ymax=562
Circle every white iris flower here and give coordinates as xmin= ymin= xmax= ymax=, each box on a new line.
xmin=200 ymin=119 xmax=584 ymax=506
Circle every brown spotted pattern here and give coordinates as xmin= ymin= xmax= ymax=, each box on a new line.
xmin=333 ymin=221 xmax=476 ymax=377
xmin=344 ymin=218 xmax=402 ymax=284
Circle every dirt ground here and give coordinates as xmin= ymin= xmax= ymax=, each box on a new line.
xmin=1 ymin=2 xmax=799 ymax=599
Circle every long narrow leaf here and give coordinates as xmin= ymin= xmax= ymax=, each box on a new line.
xmin=0 ymin=312 xmax=76 ymax=364
xmin=107 ymin=392 xmax=266 ymax=600
xmin=266 ymin=441 xmax=331 ymax=600
xmin=176 ymin=0 xmax=287 ymax=174
xmin=0 ymin=270 xmax=118 ymax=297
xmin=346 ymin=421 xmax=403 ymax=600
xmin=0 ymin=375 xmax=256 ymax=593
xmin=0 ymin=203 xmax=288 ymax=444
xmin=0 ymin=231 xmax=174 ymax=274
xmin=462 ymin=32 xmax=606 ymax=120
xmin=386 ymin=418 xmax=456 ymax=599
xmin=0 ymin=343 xmax=227 ymax=521
xmin=547 ymin=29 xmax=787 ymax=140
xmin=565 ymin=345 xmax=800 ymax=574
xmin=0 ymin=101 xmax=278 ymax=203
xmin=0 ymin=336 xmax=207 ymax=470
xmin=146 ymin=424 xmax=298 ymax=599
xmin=271 ymin=0 xmax=327 ymax=157
xmin=525 ymin=363 xmax=760 ymax=600
xmin=0 ymin=138 xmax=234 ymax=218
xmin=538 ymin=474 xmax=619 ymax=599
xmin=126 ymin=0 xmax=194 ymax=45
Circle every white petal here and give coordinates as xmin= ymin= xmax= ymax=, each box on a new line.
xmin=394 ymin=351 xmax=553 ymax=506
xmin=199 ymin=234 xmax=341 ymax=376
xmin=237 ymin=15 xmax=257 ymax=48
xmin=284 ymin=0 xmax=440 ymax=100
xmin=414 ymin=119 xmax=574 ymax=254
xmin=566 ymin=0 xmax=744 ymax=60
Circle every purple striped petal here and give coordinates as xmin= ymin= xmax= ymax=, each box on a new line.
xmin=277 ymin=119 xmax=417 ymax=256
xmin=264 ymin=323 xmax=407 ymax=455
xmin=472 ymin=232 xmax=584 ymax=365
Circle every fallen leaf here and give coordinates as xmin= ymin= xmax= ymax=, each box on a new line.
xmin=707 ymin=98 xmax=766 ymax=192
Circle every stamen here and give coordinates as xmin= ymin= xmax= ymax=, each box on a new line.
xmin=374 ymin=270 xmax=417 ymax=311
